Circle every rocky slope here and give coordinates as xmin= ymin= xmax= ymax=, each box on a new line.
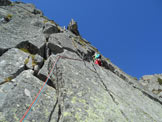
xmin=0 ymin=1 xmax=162 ymax=122
xmin=140 ymin=74 xmax=162 ymax=99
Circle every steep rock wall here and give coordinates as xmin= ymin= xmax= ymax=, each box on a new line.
xmin=0 ymin=1 xmax=162 ymax=122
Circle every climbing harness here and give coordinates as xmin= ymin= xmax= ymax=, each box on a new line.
xmin=20 ymin=55 xmax=83 ymax=122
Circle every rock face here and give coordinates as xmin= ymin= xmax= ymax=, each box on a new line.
xmin=0 ymin=0 xmax=11 ymax=6
xmin=0 ymin=48 xmax=29 ymax=85
xmin=0 ymin=1 xmax=162 ymax=122
xmin=43 ymin=22 xmax=60 ymax=34
xmin=0 ymin=70 xmax=57 ymax=122
xmin=140 ymin=74 xmax=162 ymax=100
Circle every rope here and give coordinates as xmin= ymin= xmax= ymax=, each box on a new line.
xmin=20 ymin=55 xmax=83 ymax=122
xmin=20 ymin=56 xmax=61 ymax=122
xmin=60 ymin=55 xmax=83 ymax=61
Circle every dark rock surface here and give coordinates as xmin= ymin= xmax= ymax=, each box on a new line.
xmin=0 ymin=1 xmax=162 ymax=122
xmin=0 ymin=0 xmax=11 ymax=6
xmin=67 ymin=19 xmax=80 ymax=36
xmin=43 ymin=22 xmax=60 ymax=34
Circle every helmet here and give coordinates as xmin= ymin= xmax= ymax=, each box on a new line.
xmin=95 ymin=53 xmax=101 ymax=59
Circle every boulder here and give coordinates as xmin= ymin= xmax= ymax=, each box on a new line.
xmin=0 ymin=48 xmax=29 ymax=84
xmin=43 ymin=23 xmax=60 ymax=34
xmin=0 ymin=70 xmax=58 ymax=122
xmin=38 ymin=51 xmax=80 ymax=84
xmin=48 ymin=33 xmax=74 ymax=53
xmin=25 ymin=54 xmax=44 ymax=71
xmin=48 ymin=32 xmax=94 ymax=59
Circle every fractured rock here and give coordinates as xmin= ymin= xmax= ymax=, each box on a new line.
xmin=140 ymin=74 xmax=162 ymax=100
xmin=0 ymin=48 xmax=29 ymax=84
xmin=43 ymin=23 xmax=60 ymax=34
xmin=0 ymin=70 xmax=57 ymax=122
xmin=0 ymin=2 xmax=46 ymax=56
xmin=26 ymin=54 xmax=43 ymax=72
xmin=38 ymin=51 xmax=80 ymax=87
xmin=49 ymin=33 xmax=74 ymax=52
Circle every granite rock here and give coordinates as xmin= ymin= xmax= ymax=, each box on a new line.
xmin=0 ymin=1 xmax=162 ymax=122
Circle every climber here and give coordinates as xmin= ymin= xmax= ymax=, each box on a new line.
xmin=93 ymin=53 xmax=102 ymax=66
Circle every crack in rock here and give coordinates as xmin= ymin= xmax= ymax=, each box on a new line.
xmin=48 ymin=58 xmax=65 ymax=122
xmin=48 ymin=99 xmax=58 ymax=122
xmin=120 ymin=110 xmax=130 ymax=122
xmin=37 ymin=74 xmax=56 ymax=89
xmin=92 ymin=64 xmax=132 ymax=122
xmin=133 ymin=86 xmax=162 ymax=105
xmin=92 ymin=64 xmax=119 ymax=105
xmin=57 ymin=104 xmax=62 ymax=122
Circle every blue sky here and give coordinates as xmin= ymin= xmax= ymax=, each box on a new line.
xmin=12 ymin=0 xmax=162 ymax=79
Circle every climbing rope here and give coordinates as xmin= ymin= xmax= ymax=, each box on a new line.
xmin=20 ymin=55 xmax=83 ymax=122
